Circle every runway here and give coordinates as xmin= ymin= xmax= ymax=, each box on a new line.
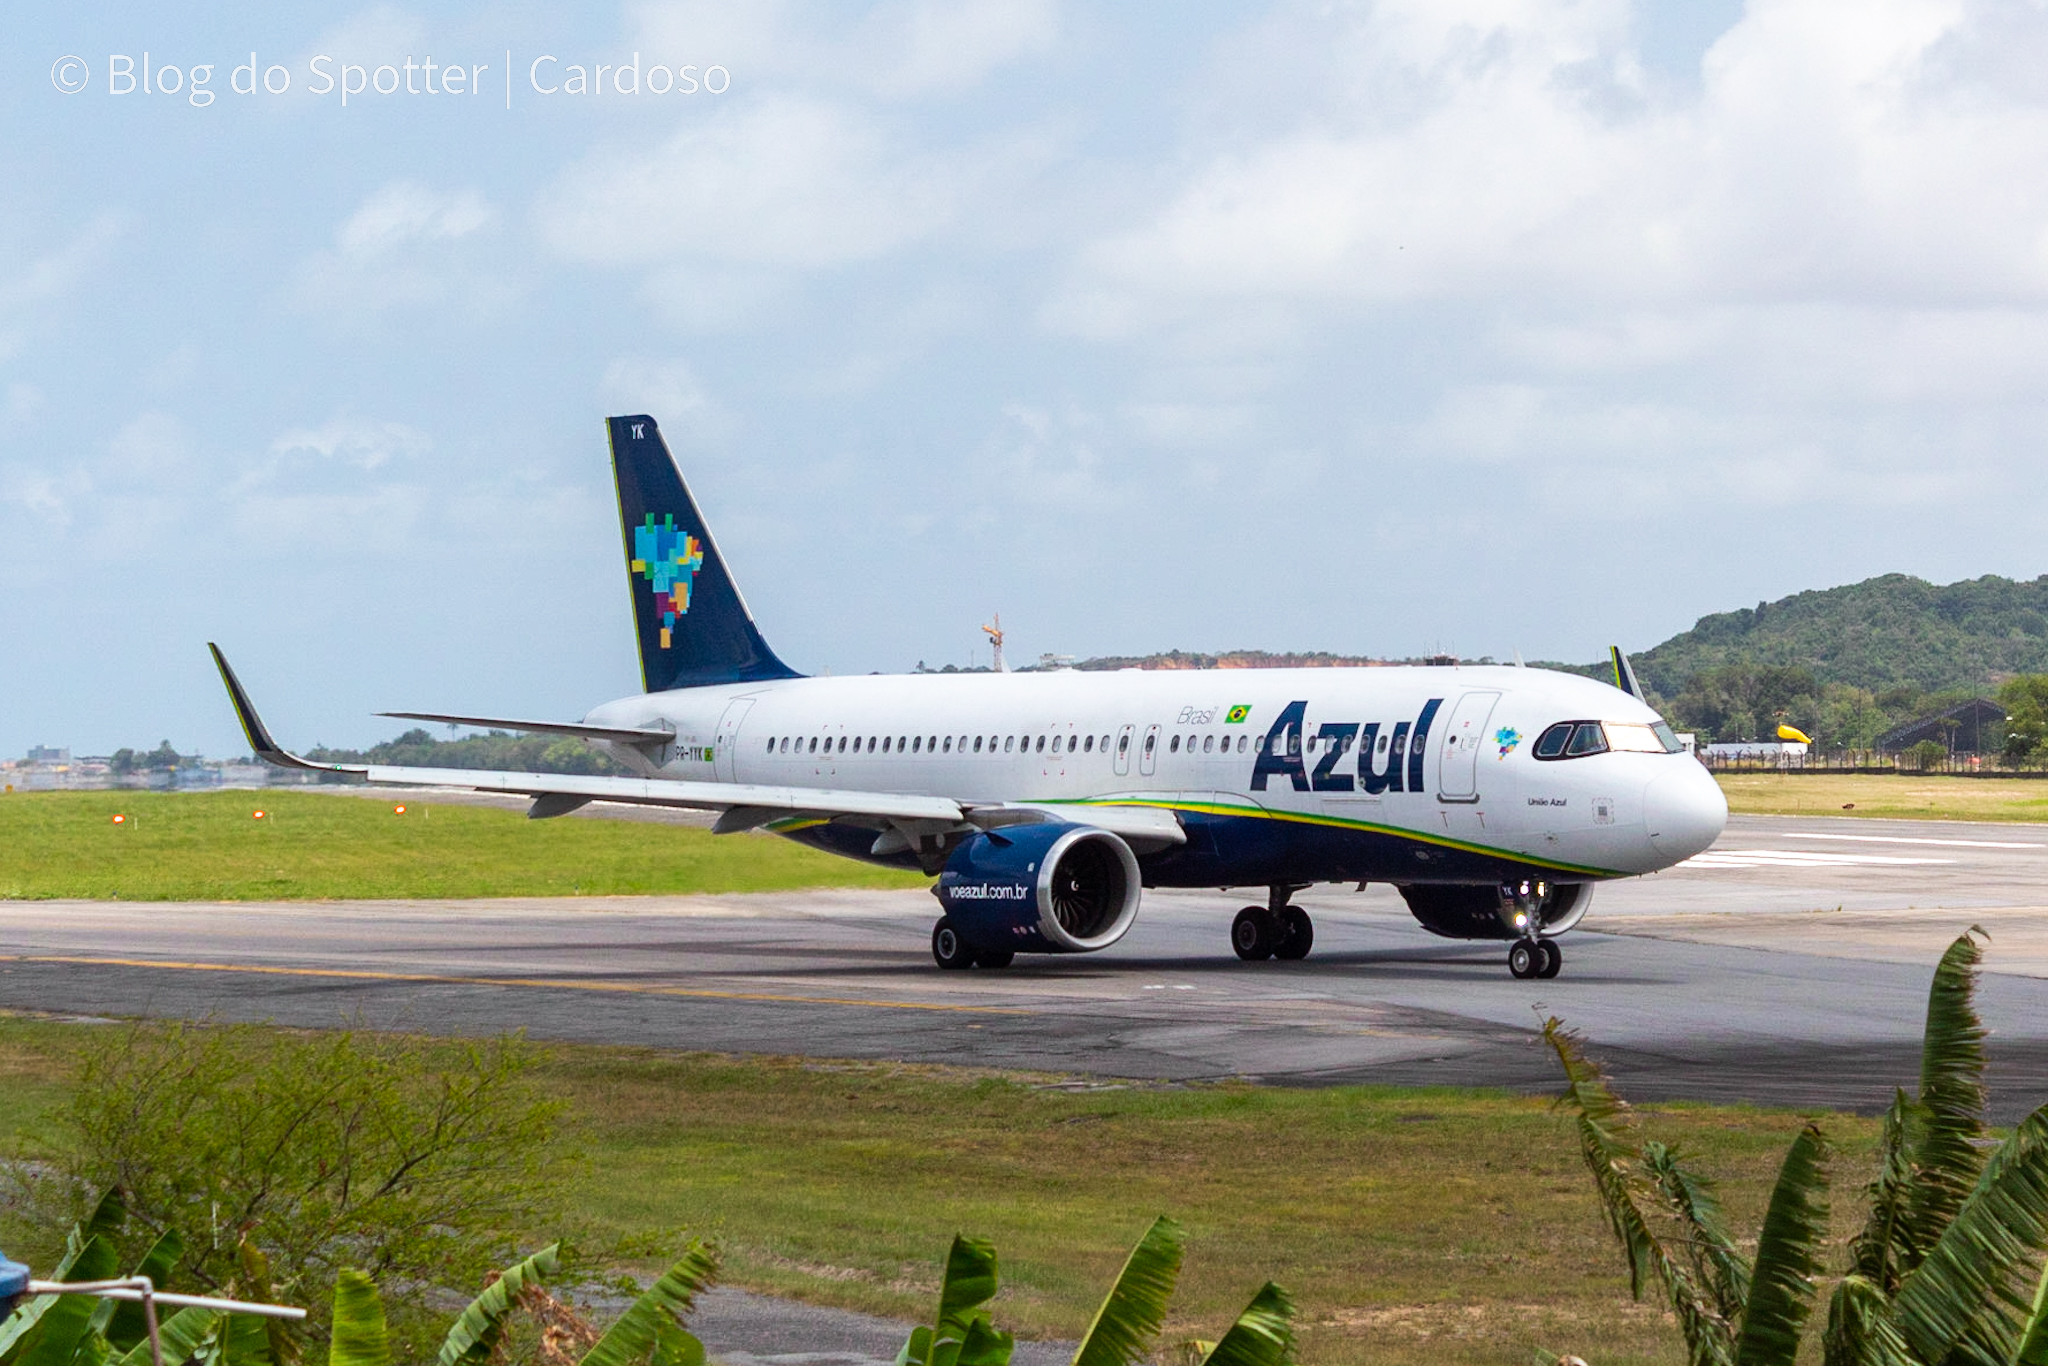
xmin=4 ymin=814 xmax=2047 ymax=1119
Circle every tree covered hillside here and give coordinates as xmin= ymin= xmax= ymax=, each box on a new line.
xmin=1631 ymin=573 xmax=2048 ymax=698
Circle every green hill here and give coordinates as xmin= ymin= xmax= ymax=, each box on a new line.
xmin=1632 ymin=573 xmax=2048 ymax=698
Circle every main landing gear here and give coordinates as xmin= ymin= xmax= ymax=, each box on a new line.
xmin=931 ymin=916 xmax=1014 ymax=970
xmin=1231 ymin=886 xmax=1313 ymax=962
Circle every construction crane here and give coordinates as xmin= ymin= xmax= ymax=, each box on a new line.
xmin=982 ymin=613 xmax=1008 ymax=673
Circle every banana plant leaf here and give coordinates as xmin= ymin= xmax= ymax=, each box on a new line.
xmin=1732 ymin=1124 xmax=1830 ymax=1366
xmin=649 ymin=1318 xmax=704 ymax=1366
xmin=1197 ymin=1283 xmax=1294 ymax=1366
xmin=107 ymin=1231 xmax=187 ymax=1352
xmin=4 ymin=1236 xmax=118 ymax=1366
xmin=1904 ymin=931 xmax=1989 ymax=1260
xmin=1 ymin=1194 xmax=127 ymax=1365
xmin=578 ymin=1241 xmax=718 ymax=1366
xmin=435 ymin=1244 xmax=560 ymax=1366
xmin=221 ymin=1311 xmax=277 ymax=1366
xmin=112 ymin=1307 xmax=219 ymax=1366
xmin=327 ymin=1273 xmax=390 ymax=1366
xmin=227 ymin=1241 xmax=291 ymax=1366
xmin=1070 ymin=1217 xmax=1184 ymax=1366
xmin=896 ymin=1238 xmax=1011 ymax=1366
xmin=1894 ymin=1106 xmax=2048 ymax=1366
xmin=1819 ymin=1275 xmax=1917 ymax=1366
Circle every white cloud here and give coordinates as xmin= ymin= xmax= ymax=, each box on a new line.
xmin=1054 ymin=0 xmax=2048 ymax=332
xmin=537 ymin=96 xmax=960 ymax=270
xmin=271 ymin=416 xmax=431 ymax=470
xmin=0 ymin=216 xmax=122 ymax=313
xmin=628 ymin=0 xmax=1059 ymax=98
xmin=337 ymin=183 xmax=493 ymax=257
xmin=599 ymin=358 xmax=733 ymax=438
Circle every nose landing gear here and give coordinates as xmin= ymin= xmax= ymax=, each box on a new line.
xmin=1501 ymin=880 xmax=1563 ymax=980
xmin=1231 ymin=885 xmax=1314 ymax=961
xmin=1508 ymin=937 xmax=1561 ymax=980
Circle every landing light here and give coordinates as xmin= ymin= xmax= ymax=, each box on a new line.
xmin=1514 ymin=912 xmax=1528 ymax=928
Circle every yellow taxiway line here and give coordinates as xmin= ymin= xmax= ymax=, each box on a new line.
xmin=0 ymin=954 xmax=1028 ymax=1016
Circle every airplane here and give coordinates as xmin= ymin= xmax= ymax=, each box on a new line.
xmin=210 ymin=413 xmax=1728 ymax=980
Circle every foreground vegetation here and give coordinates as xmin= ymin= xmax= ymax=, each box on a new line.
xmin=1553 ymin=931 xmax=2048 ymax=1366
xmin=0 ymin=791 xmax=924 ymax=900
xmin=1715 ymin=773 xmax=2048 ymax=823
xmin=0 ymin=1013 xmax=1883 ymax=1366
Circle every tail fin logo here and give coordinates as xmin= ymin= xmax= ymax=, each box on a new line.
xmin=630 ymin=512 xmax=706 ymax=648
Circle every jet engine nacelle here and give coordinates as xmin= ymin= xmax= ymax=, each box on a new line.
xmin=1398 ymin=881 xmax=1593 ymax=941
xmin=936 ymin=823 xmax=1142 ymax=954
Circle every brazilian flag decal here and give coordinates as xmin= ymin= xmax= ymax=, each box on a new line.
xmin=1225 ymin=704 xmax=1252 ymax=724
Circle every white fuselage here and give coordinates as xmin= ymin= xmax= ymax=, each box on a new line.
xmin=584 ymin=664 xmax=1727 ymax=883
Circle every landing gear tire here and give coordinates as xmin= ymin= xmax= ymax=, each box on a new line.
xmin=975 ymin=949 xmax=1015 ymax=969
xmin=932 ymin=917 xmax=973 ymax=970
xmin=1274 ymin=907 xmax=1314 ymax=960
xmin=1508 ymin=939 xmax=1541 ymax=979
xmin=1232 ymin=907 xmax=1277 ymax=961
xmin=1536 ymin=939 xmax=1562 ymax=979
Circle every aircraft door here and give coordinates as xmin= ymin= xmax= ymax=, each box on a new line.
xmin=1113 ymin=724 xmax=1135 ymax=777
xmin=714 ymin=699 xmax=754 ymax=782
xmin=1139 ymin=724 xmax=1161 ymax=777
xmin=1436 ymin=691 xmax=1500 ymax=802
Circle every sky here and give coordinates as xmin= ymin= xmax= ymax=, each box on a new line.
xmin=7 ymin=0 xmax=2048 ymax=756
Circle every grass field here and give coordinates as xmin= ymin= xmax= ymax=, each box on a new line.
xmin=0 ymin=790 xmax=925 ymax=900
xmin=0 ymin=1015 xmax=1883 ymax=1366
xmin=1717 ymin=772 xmax=2048 ymax=823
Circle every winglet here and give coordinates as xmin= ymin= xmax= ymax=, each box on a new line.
xmin=1609 ymin=645 xmax=1643 ymax=699
xmin=208 ymin=644 xmax=365 ymax=775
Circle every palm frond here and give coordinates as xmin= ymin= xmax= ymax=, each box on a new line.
xmin=223 ymin=1311 xmax=279 ymax=1366
xmin=1904 ymin=930 xmax=1990 ymax=1257
xmin=1895 ymin=1106 xmax=2048 ymax=1366
xmin=1849 ymin=1091 xmax=1918 ymax=1295
xmin=1647 ymin=1141 xmax=1752 ymax=1322
xmin=2010 ymin=1255 xmax=2048 ymax=1366
xmin=1733 ymin=1124 xmax=1830 ymax=1366
xmin=1819 ymin=1275 xmax=1917 ymax=1366
xmin=1543 ymin=1020 xmax=1736 ymax=1366
xmin=112 ymin=1307 xmax=219 ymax=1366
xmin=1197 ymin=1283 xmax=1294 ymax=1366
xmin=578 ymin=1242 xmax=718 ymax=1366
xmin=1070 ymin=1217 xmax=1186 ymax=1366
xmin=328 ymin=1272 xmax=391 ymax=1366
xmin=436 ymin=1244 xmax=560 ymax=1366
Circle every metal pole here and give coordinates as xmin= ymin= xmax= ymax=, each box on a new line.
xmin=19 ymin=1277 xmax=305 ymax=1366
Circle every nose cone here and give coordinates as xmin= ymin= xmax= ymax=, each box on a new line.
xmin=1643 ymin=763 xmax=1726 ymax=865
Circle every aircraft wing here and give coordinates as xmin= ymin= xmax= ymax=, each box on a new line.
xmin=209 ymin=645 xmax=1184 ymax=845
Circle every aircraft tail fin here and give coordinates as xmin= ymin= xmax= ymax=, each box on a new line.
xmin=607 ymin=415 xmax=802 ymax=692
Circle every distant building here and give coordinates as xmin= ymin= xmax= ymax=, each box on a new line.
xmin=26 ymin=744 xmax=69 ymax=763
xmin=1875 ymin=699 xmax=2007 ymax=755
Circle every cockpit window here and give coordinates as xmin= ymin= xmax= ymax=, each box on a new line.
xmin=1609 ymin=721 xmax=1684 ymax=753
xmin=1535 ymin=718 xmax=1683 ymax=759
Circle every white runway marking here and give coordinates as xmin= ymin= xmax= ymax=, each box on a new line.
xmin=1779 ymin=832 xmax=2045 ymax=850
xmin=1683 ymin=848 xmax=1955 ymax=870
